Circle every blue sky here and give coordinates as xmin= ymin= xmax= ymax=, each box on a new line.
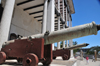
xmin=72 ymin=0 xmax=100 ymax=48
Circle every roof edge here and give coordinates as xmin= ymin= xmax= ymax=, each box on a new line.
xmin=67 ymin=0 xmax=75 ymax=14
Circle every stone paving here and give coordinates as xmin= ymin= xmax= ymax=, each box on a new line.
xmin=0 ymin=57 xmax=100 ymax=66
xmin=0 ymin=57 xmax=76 ymax=66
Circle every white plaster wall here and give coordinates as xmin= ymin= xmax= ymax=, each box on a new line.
xmin=10 ymin=6 xmax=41 ymax=37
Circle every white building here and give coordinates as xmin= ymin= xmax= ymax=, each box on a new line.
xmin=0 ymin=0 xmax=75 ymax=58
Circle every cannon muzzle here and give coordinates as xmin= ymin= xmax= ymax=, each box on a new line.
xmin=97 ymin=25 xmax=100 ymax=31
xmin=3 ymin=22 xmax=100 ymax=46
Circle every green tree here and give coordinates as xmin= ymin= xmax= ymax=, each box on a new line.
xmin=60 ymin=41 xmax=63 ymax=48
xmin=73 ymin=41 xmax=77 ymax=45
xmin=86 ymin=46 xmax=100 ymax=55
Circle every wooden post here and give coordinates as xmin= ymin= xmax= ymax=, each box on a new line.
xmin=94 ymin=50 xmax=97 ymax=61
xmin=80 ymin=50 xmax=83 ymax=60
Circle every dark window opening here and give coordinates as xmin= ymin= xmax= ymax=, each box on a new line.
xmin=9 ymin=33 xmax=17 ymax=40
xmin=0 ymin=4 xmax=4 ymax=22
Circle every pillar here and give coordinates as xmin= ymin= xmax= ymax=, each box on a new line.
xmin=66 ymin=2 xmax=68 ymax=48
xmin=69 ymin=14 xmax=74 ymax=58
xmin=57 ymin=0 xmax=60 ymax=49
xmin=0 ymin=0 xmax=15 ymax=50
xmin=62 ymin=0 xmax=65 ymax=48
xmin=42 ymin=0 xmax=48 ymax=33
xmin=47 ymin=0 xmax=55 ymax=50
xmin=66 ymin=40 xmax=69 ymax=47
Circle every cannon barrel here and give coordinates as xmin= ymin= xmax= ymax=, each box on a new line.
xmin=53 ymin=43 xmax=89 ymax=50
xmin=54 ymin=43 xmax=89 ymax=51
xmin=66 ymin=43 xmax=89 ymax=50
xmin=3 ymin=22 xmax=100 ymax=46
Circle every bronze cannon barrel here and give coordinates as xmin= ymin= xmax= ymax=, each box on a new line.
xmin=66 ymin=43 xmax=89 ymax=50
xmin=53 ymin=43 xmax=89 ymax=51
xmin=44 ymin=22 xmax=97 ymax=45
xmin=3 ymin=22 xmax=100 ymax=46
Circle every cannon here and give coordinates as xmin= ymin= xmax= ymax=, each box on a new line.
xmin=53 ymin=43 xmax=89 ymax=60
xmin=0 ymin=22 xmax=100 ymax=66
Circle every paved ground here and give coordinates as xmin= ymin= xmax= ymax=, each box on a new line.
xmin=77 ymin=59 xmax=100 ymax=66
xmin=0 ymin=57 xmax=76 ymax=66
xmin=0 ymin=57 xmax=100 ymax=66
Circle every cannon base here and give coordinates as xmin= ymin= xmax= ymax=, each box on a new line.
xmin=53 ymin=48 xmax=70 ymax=60
xmin=0 ymin=38 xmax=70 ymax=66
xmin=0 ymin=38 xmax=53 ymax=66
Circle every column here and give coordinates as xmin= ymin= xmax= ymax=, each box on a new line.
xmin=42 ymin=0 xmax=48 ymax=33
xmin=57 ymin=0 xmax=60 ymax=49
xmin=66 ymin=2 xmax=68 ymax=48
xmin=66 ymin=40 xmax=69 ymax=47
xmin=69 ymin=14 xmax=74 ymax=58
xmin=0 ymin=0 xmax=15 ymax=50
xmin=47 ymin=0 xmax=55 ymax=50
xmin=62 ymin=0 xmax=65 ymax=48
